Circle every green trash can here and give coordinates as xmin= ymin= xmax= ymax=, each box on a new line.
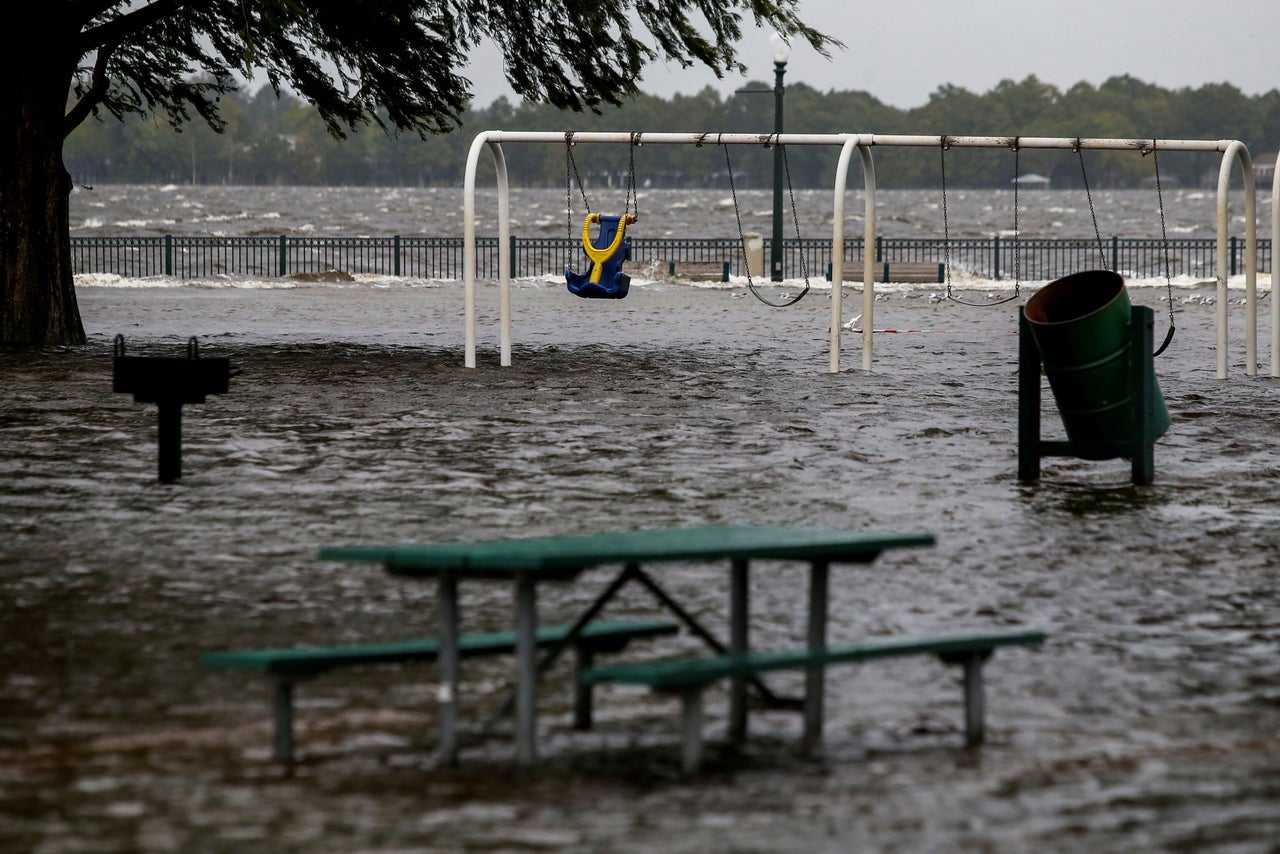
xmin=1023 ymin=270 xmax=1169 ymax=459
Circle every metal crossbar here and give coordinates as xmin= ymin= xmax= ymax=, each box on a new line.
xmin=461 ymin=131 xmax=1266 ymax=377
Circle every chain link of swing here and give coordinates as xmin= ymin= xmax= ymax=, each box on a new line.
xmin=941 ymin=136 xmax=1022 ymax=307
xmin=722 ymin=135 xmax=811 ymax=307
xmin=564 ymin=131 xmax=640 ymax=240
xmin=1076 ymin=142 xmax=1109 ymax=269
xmin=1147 ymin=143 xmax=1177 ymax=355
xmin=1076 ymin=138 xmax=1177 ymax=355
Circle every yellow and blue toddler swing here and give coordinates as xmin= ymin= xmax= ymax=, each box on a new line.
xmin=566 ymin=212 xmax=637 ymax=299
xmin=564 ymin=132 xmax=639 ymax=299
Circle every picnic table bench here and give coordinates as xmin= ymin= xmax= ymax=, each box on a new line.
xmin=582 ymin=629 xmax=1046 ymax=773
xmin=201 ymin=618 xmax=677 ymax=762
xmin=202 ymin=526 xmax=1051 ymax=773
xmin=317 ymin=525 xmax=938 ymax=767
xmin=828 ymin=260 xmax=945 ymax=283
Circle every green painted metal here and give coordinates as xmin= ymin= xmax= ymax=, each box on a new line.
xmin=319 ymin=525 xmax=935 ymax=579
xmin=581 ymin=630 xmax=1046 ymax=690
xmin=200 ymin=619 xmax=679 ymax=677
xmin=1024 ymin=270 xmax=1169 ymax=457
xmin=1019 ymin=304 xmax=1160 ymax=483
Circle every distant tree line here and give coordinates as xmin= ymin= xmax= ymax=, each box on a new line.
xmin=64 ymin=75 xmax=1280 ymax=191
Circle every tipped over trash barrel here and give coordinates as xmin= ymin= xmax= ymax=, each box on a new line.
xmin=1023 ymin=270 xmax=1169 ymax=459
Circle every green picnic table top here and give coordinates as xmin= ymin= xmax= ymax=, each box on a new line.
xmin=317 ymin=525 xmax=935 ymax=579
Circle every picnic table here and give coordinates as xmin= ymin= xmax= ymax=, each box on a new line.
xmin=317 ymin=524 xmax=935 ymax=767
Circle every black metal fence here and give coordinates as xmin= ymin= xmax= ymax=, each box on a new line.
xmin=72 ymin=234 xmax=1273 ymax=282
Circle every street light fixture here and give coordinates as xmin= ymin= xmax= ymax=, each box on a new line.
xmin=734 ymin=33 xmax=792 ymax=282
xmin=769 ymin=33 xmax=790 ymax=281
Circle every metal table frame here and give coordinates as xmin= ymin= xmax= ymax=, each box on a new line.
xmin=318 ymin=525 xmax=934 ymax=766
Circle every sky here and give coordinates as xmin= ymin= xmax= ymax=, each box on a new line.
xmin=463 ymin=0 xmax=1279 ymax=110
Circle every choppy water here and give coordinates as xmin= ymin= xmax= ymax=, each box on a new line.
xmin=69 ymin=183 xmax=1269 ymax=241
xmin=2 ymin=277 xmax=1278 ymax=851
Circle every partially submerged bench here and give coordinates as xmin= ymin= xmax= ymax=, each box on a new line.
xmin=666 ymin=260 xmax=730 ymax=282
xmin=828 ymin=260 xmax=945 ymax=283
xmin=201 ymin=618 xmax=678 ymax=762
xmin=581 ymin=628 xmax=1045 ymax=773
xmin=319 ymin=525 xmax=936 ymax=768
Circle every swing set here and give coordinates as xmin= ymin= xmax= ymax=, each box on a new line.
xmin=461 ymin=131 xmax=1271 ymax=377
xmin=561 ymin=131 xmax=812 ymax=306
xmin=938 ymin=135 xmax=1178 ymax=355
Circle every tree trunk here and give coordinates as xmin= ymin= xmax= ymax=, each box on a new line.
xmin=0 ymin=29 xmax=85 ymax=347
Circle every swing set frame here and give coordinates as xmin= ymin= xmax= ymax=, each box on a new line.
xmin=462 ymin=131 xmax=1271 ymax=378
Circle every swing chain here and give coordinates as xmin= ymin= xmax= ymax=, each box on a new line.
xmin=566 ymin=131 xmax=640 ymax=224
xmin=941 ymin=136 xmax=953 ymax=298
xmin=944 ymin=136 xmax=1022 ymax=307
xmin=723 ymin=141 xmax=808 ymax=308
xmin=1075 ymin=138 xmax=1109 ymax=270
xmin=723 ymin=141 xmax=748 ymax=265
xmin=1145 ymin=140 xmax=1177 ymax=355
xmin=565 ymin=132 xmax=591 ymax=241
xmin=782 ymin=139 xmax=812 ymax=296
xmin=1012 ymin=137 xmax=1021 ymax=291
xmin=626 ymin=132 xmax=641 ymax=221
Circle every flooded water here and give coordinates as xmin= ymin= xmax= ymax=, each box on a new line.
xmin=2 ymin=271 xmax=1278 ymax=852
xmin=68 ymin=183 xmax=1269 ymax=241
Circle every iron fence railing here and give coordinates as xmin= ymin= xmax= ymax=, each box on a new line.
xmin=72 ymin=234 xmax=1273 ymax=282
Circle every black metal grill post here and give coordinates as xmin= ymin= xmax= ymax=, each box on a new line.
xmin=112 ymin=336 xmax=233 ymax=483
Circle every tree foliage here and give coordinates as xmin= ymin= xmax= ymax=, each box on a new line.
xmin=64 ymin=0 xmax=835 ymax=142
xmin=2 ymin=0 xmax=836 ymax=345
xmin=66 ymin=75 xmax=1280 ymax=191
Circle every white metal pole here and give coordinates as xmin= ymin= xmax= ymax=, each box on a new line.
xmin=1213 ymin=151 xmax=1233 ymax=378
xmin=492 ymin=141 xmax=512 ymax=366
xmin=461 ymin=133 xmax=491 ymax=369
xmin=860 ymin=134 xmax=1232 ymax=154
xmin=1273 ymin=152 xmax=1279 ymax=377
xmin=830 ymin=139 xmax=855 ymax=372
xmin=1216 ymin=141 xmax=1259 ymax=376
xmin=1213 ymin=145 xmax=1254 ymax=378
xmin=467 ymin=131 xmax=849 ymax=146
xmin=1240 ymin=144 xmax=1257 ymax=377
xmin=860 ymin=145 xmax=877 ymax=372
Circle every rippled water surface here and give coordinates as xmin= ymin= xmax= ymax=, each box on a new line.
xmin=69 ymin=183 xmax=1269 ymax=240
xmin=2 ymin=281 xmax=1278 ymax=852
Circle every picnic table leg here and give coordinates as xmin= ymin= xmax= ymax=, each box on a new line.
xmin=729 ymin=558 xmax=749 ymax=744
xmin=573 ymin=646 xmax=595 ymax=730
xmin=483 ymin=563 xmax=638 ymax=735
xmin=272 ymin=678 xmax=295 ymax=763
xmin=437 ymin=571 xmax=461 ymax=766
xmin=802 ymin=560 xmax=829 ymax=753
xmin=630 ymin=567 xmax=797 ymax=709
xmin=679 ymin=686 xmax=706 ymax=774
xmin=514 ymin=573 xmax=538 ymax=767
xmin=961 ymin=653 xmax=986 ymax=746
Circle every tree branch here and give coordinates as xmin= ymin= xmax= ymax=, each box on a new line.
xmin=77 ymin=0 xmax=190 ymax=53
xmin=67 ymin=0 xmax=132 ymax=29
xmin=64 ymin=41 xmax=118 ymax=137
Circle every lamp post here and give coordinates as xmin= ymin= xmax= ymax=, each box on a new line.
xmin=769 ymin=33 xmax=790 ymax=282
